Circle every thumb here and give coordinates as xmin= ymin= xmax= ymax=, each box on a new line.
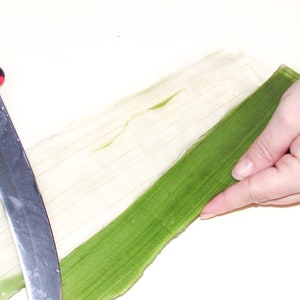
xmin=201 ymin=135 xmax=300 ymax=219
xmin=232 ymin=80 xmax=300 ymax=180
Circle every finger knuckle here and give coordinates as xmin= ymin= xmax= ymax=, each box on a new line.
xmin=246 ymin=176 xmax=268 ymax=205
xmin=253 ymin=138 xmax=276 ymax=164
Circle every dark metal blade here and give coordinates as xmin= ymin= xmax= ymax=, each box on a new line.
xmin=0 ymin=96 xmax=61 ymax=299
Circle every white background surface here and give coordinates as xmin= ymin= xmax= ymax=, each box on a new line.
xmin=1 ymin=0 xmax=300 ymax=299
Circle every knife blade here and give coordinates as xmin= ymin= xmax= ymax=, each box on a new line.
xmin=0 ymin=95 xmax=62 ymax=299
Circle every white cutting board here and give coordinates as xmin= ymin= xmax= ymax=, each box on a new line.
xmin=1 ymin=0 xmax=300 ymax=299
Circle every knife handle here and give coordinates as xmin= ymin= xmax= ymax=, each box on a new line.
xmin=0 ymin=67 xmax=5 ymax=86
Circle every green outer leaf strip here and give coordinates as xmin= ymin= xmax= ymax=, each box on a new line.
xmin=61 ymin=65 xmax=300 ymax=299
xmin=0 ymin=275 xmax=23 ymax=300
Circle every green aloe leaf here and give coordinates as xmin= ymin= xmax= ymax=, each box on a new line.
xmin=61 ymin=65 xmax=300 ymax=299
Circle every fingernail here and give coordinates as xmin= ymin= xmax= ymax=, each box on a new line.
xmin=200 ymin=212 xmax=216 ymax=220
xmin=200 ymin=203 xmax=217 ymax=220
xmin=232 ymin=156 xmax=254 ymax=180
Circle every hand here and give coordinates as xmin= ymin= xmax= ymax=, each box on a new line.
xmin=200 ymin=79 xmax=300 ymax=219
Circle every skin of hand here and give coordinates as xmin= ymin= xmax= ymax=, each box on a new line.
xmin=200 ymin=79 xmax=300 ymax=219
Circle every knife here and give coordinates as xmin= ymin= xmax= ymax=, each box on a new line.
xmin=0 ymin=94 xmax=62 ymax=299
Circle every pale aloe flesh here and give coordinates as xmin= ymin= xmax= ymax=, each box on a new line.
xmin=0 ymin=51 xmax=263 ymax=299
